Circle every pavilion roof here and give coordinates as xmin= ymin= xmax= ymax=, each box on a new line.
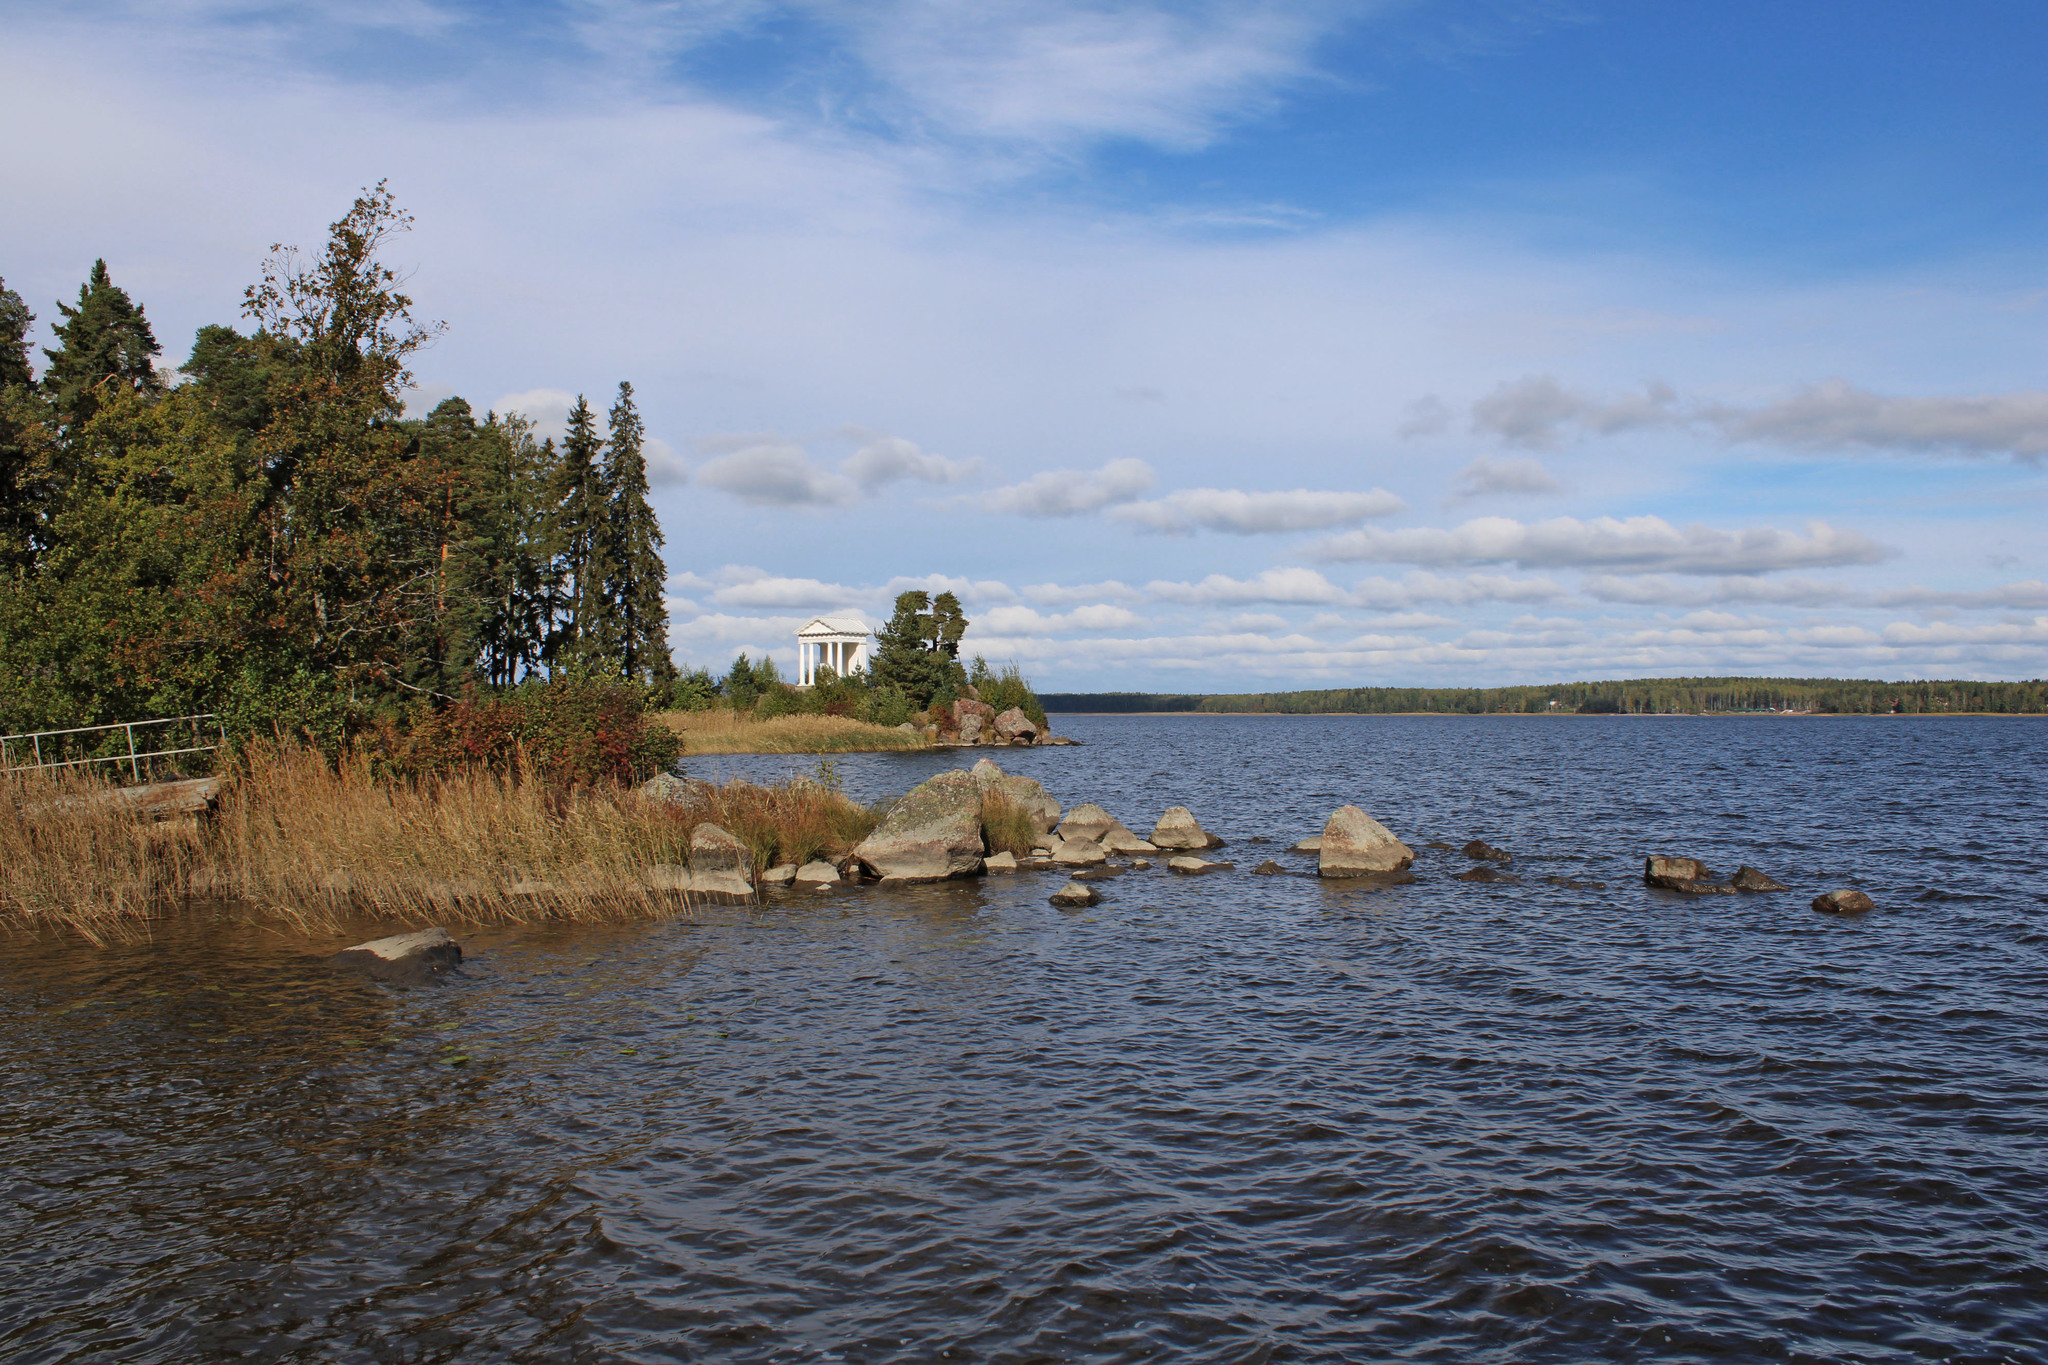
xmin=797 ymin=616 xmax=871 ymax=637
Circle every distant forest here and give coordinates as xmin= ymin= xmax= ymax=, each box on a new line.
xmin=1042 ymin=677 xmax=2048 ymax=716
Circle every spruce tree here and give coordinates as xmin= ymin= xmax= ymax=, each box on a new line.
xmin=600 ymin=381 xmax=675 ymax=683
xmin=0 ymin=276 xmax=34 ymax=389
xmin=42 ymin=259 xmax=163 ymax=424
xmin=547 ymin=394 xmax=604 ymax=670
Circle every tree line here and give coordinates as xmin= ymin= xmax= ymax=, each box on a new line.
xmin=1041 ymin=676 xmax=2048 ymax=716
xmin=0 ymin=185 xmax=674 ymax=742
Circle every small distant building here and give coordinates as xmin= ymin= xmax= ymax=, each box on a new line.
xmin=795 ymin=616 xmax=872 ymax=687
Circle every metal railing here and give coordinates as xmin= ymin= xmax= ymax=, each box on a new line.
xmin=0 ymin=714 xmax=226 ymax=781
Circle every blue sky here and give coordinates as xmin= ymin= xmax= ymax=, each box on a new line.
xmin=4 ymin=0 xmax=2044 ymax=688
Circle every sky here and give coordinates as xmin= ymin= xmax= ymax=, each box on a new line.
xmin=3 ymin=0 xmax=2044 ymax=690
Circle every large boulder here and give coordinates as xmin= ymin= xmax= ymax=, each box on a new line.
xmin=1100 ymin=826 xmax=1157 ymax=854
xmin=993 ymin=707 xmax=1039 ymax=744
xmin=1056 ymin=803 xmax=1120 ymax=843
xmin=1812 ymin=888 xmax=1874 ymax=914
xmin=1149 ymin=806 xmax=1221 ymax=850
xmin=333 ymin=926 xmax=462 ymax=985
xmin=639 ymin=772 xmax=689 ymax=805
xmin=1051 ymin=837 xmax=1107 ymax=867
xmin=689 ymin=822 xmax=758 ymax=901
xmin=794 ymin=860 xmax=840 ymax=887
xmin=1317 ymin=806 xmax=1414 ymax=878
xmin=951 ymin=697 xmax=996 ymax=732
xmin=970 ymin=758 xmax=1061 ymax=834
xmin=849 ymin=769 xmax=986 ymax=882
xmin=959 ymin=713 xmax=985 ymax=745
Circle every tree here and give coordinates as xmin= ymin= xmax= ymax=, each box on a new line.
xmin=0 ymin=276 xmax=34 ymax=389
xmin=599 ymin=381 xmax=674 ymax=683
xmin=872 ymin=589 xmax=968 ymax=707
xmin=41 ymin=259 xmax=162 ymax=424
xmin=548 ymin=394 xmax=605 ymax=669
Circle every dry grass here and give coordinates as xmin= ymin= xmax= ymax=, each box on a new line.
xmin=0 ymin=744 xmax=883 ymax=942
xmin=979 ymin=790 xmax=1039 ymax=857
xmin=655 ymin=710 xmax=930 ymax=754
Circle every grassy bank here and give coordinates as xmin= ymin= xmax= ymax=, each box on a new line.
xmin=0 ymin=747 xmax=888 ymax=943
xmin=654 ymin=710 xmax=931 ymax=754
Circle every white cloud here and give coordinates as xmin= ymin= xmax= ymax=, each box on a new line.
xmin=1109 ymin=486 xmax=1406 ymax=534
xmin=977 ymin=603 xmax=1145 ymax=634
xmin=1470 ymin=376 xmax=1678 ymax=448
xmin=643 ymin=436 xmax=689 ymax=486
xmin=1348 ymin=571 xmax=1569 ymax=608
xmin=492 ymin=387 xmax=576 ymax=439
xmin=1450 ymin=454 xmax=1561 ymax=499
xmin=1873 ymin=580 xmax=2048 ymax=610
xmin=841 ymin=434 xmax=981 ymax=488
xmin=1146 ymin=567 xmax=1348 ymax=605
xmin=1311 ymin=515 xmax=1892 ymax=576
xmin=1707 ymin=380 xmax=2048 ymax=461
xmin=1580 ymin=574 xmax=1862 ymax=608
xmin=982 ymin=458 xmax=1156 ymax=517
xmin=695 ymin=440 xmax=861 ymax=506
xmin=1022 ymin=579 xmax=1144 ymax=606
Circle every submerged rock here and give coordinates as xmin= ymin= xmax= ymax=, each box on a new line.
xmin=849 ymin=769 xmax=986 ymax=882
xmin=1461 ymin=839 xmax=1512 ymax=863
xmin=1168 ymin=855 xmax=1232 ymax=875
xmin=333 ymin=927 xmax=461 ymax=985
xmin=1453 ymin=866 xmax=1522 ymax=885
xmin=1543 ymin=875 xmax=1607 ymax=891
xmin=1149 ymin=806 xmax=1222 ymax=850
xmin=1812 ymin=888 xmax=1875 ymax=914
xmin=1050 ymin=880 xmax=1099 ymax=907
xmin=1317 ymin=806 xmax=1415 ymax=879
xmin=1730 ymin=865 xmax=1790 ymax=892
xmin=1131 ymin=858 xmax=1152 ymax=870
xmin=1421 ymin=841 xmax=1459 ymax=853
xmin=1252 ymin=860 xmax=1286 ymax=875
xmin=1290 ymin=837 xmax=1322 ymax=853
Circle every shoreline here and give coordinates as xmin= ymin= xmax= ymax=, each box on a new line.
xmin=1045 ymin=710 xmax=2048 ymax=719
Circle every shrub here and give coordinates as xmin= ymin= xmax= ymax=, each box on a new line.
xmin=370 ymin=677 xmax=682 ymax=785
xmin=664 ymin=778 xmax=881 ymax=870
xmin=979 ymin=789 xmax=1038 ymax=857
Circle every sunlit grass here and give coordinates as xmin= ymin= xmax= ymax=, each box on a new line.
xmin=654 ymin=710 xmax=930 ymax=754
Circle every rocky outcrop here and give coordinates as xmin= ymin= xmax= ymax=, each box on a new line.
xmin=1317 ymin=806 xmax=1415 ymax=878
xmin=1812 ymin=888 xmax=1874 ymax=914
xmin=993 ymin=708 xmax=1038 ymax=744
xmin=848 ymin=770 xmax=986 ymax=882
xmin=1168 ymin=855 xmax=1232 ymax=875
xmin=1050 ymin=880 xmax=1099 ymax=907
xmin=1731 ymin=865 xmax=1789 ymax=892
xmin=969 ymin=758 xmax=1061 ymax=834
xmin=1056 ymin=803 xmax=1119 ymax=843
xmin=1461 ymin=839 xmax=1511 ymax=863
xmin=689 ymin=822 xmax=758 ymax=901
xmin=1149 ymin=806 xmax=1222 ymax=850
xmin=950 ymin=697 xmax=997 ymax=745
xmin=333 ymin=927 xmax=462 ymax=985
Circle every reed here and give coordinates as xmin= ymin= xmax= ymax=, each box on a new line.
xmin=654 ymin=710 xmax=930 ymax=754
xmin=0 ymin=743 xmax=883 ymax=940
xmin=978 ymin=790 xmax=1039 ymax=857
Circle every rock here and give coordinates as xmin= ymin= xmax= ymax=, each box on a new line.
xmin=1149 ymin=806 xmax=1222 ymax=850
xmin=1290 ymin=837 xmax=1322 ymax=853
xmin=984 ymin=851 xmax=1019 ymax=872
xmin=1317 ymin=806 xmax=1415 ymax=878
xmin=950 ymin=697 xmax=996 ymax=732
xmin=1050 ymin=880 xmax=1099 ymax=907
xmin=922 ymin=724 xmax=940 ymax=739
xmin=1130 ymin=858 xmax=1152 ymax=870
xmin=1248 ymin=836 xmax=1271 ymax=844
xmin=959 ymin=714 xmax=985 ymax=745
xmin=993 ymin=707 xmax=1039 ymax=744
xmin=760 ymin=863 xmax=798 ymax=887
xmin=849 ymin=769 xmax=987 ymax=882
xmin=1422 ymin=841 xmax=1459 ymax=853
xmin=1644 ymin=856 xmax=1712 ymax=888
xmin=644 ymin=863 xmax=693 ymax=892
xmin=1101 ymin=827 xmax=1158 ymax=854
xmin=1073 ymin=864 xmax=1123 ymax=880
xmin=1051 ymin=837 xmax=1107 ymax=867
xmin=1543 ymin=875 xmax=1607 ymax=890
xmin=794 ymin=860 xmax=840 ymax=886
xmin=1169 ymin=855 xmax=1232 ymax=875
xmin=969 ymin=759 xmax=1062 ymax=834
xmin=1730 ymin=865 xmax=1789 ymax=893
xmin=689 ymin=822 xmax=758 ymax=901
xmin=1056 ymin=802 xmax=1119 ymax=843
xmin=1812 ymin=888 xmax=1875 ymax=914
xmin=333 ymin=927 xmax=461 ymax=985
xmin=1252 ymin=860 xmax=1285 ymax=875
xmin=1454 ymin=866 xmax=1522 ymax=885
xmin=1461 ymin=839 xmax=1512 ymax=863
xmin=895 ymin=722 xmax=918 ymax=734
xmin=962 ymin=684 xmax=981 ymax=702
xmin=638 ymin=772 xmax=689 ymax=805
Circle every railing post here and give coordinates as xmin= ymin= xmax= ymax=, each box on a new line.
xmin=127 ymin=722 xmax=140 ymax=781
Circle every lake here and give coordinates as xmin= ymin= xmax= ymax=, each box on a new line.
xmin=2 ymin=714 xmax=2044 ymax=1361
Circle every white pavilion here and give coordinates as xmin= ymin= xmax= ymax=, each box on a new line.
xmin=795 ymin=616 xmax=872 ymax=687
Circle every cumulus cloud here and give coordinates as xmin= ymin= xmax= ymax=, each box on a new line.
xmin=1872 ymin=580 xmax=2048 ymax=610
xmin=1023 ymin=579 xmax=1144 ymax=606
xmin=1310 ymin=515 xmax=1892 ymax=576
xmin=1470 ymin=376 xmax=1678 ymax=448
xmin=977 ymin=603 xmax=1145 ymax=634
xmin=1449 ymin=455 xmax=1561 ymax=500
xmin=707 ymin=568 xmax=868 ymax=610
xmin=696 ymin=441 xmax=861 ymax=506
xmin=1109 ymin=486 xmax=1406 ymax=534
xmin=1348 ymin=571 xmax=1570 ymax=608
xmin=841 ymin=434 xmax=981 ymax=487
xmin=1146 ymin=567 xmax=1349 ymax=605
xmin=982 ymin=458 xmax=1156 ymax=517
xmin=1581 ymin=574 xmax=1862 ymax=608
xmin=1705 ymin=380 xmax=2048 ymax=461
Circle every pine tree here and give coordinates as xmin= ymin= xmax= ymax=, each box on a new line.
xmin=547 ymin=394 xmax=605 ymax=670
xmin=42 ymin=259 xmax=163 ymax=424
xmin=0 ymin=276 xmax=34 ymax=390
xmin=600 ymin=382 xmax=674 ymax=683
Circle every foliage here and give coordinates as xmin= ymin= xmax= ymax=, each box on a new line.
xmin=978 ymin=790 xmax=1038 ymax=857
xmin=366 ymin=677 xmax=682 ymax=786
xmin=0 ymin=274 xmax=35 ymax=389
xmin=664 ymin=777 xmax=881 ymax=870
xmin=969 ymin=656 xmax=1047 ymax=727
xmin=872 ymin=589 xmax=968 ymax=706
xmin=652 ymin=710 xmax=928 ymax=754
xmin=42 ymin=259 xmax=163 ymax=425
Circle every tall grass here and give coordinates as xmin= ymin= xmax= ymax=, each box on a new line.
xmin=654 ymin=710 xmax=930 ymax=754
xmin=979 ymin=790 xmax=1039 ymax=857
xmin=0 ymin=743 xmax=884 ymax=942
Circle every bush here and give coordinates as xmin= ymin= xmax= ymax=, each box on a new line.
xmin=666 ymin=777 xmax=882 ymax=870
xmin=979 ymin=790 xmax=1038 ymax=857
xmin=370 ymin=677 xmax=682 ymax=786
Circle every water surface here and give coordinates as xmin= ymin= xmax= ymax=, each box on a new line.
xmin=3 ymin=715 xmax=2044 ymax=1361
